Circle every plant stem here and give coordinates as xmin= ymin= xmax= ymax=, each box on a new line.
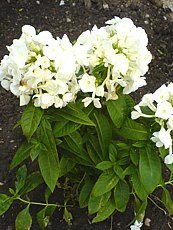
xmin=15 ymin=196 xmax=64 ymax=208
xmin=148 ymin=196 xmax=167 ymax=215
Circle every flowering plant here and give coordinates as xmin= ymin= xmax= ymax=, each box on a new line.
xmin=0 ymin=17 xmax=173 ymax=229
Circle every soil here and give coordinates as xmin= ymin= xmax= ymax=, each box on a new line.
xmin=0 ymin=0 xmax=173 ymax=229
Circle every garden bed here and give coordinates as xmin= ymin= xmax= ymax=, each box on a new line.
xmin=0 ymin=0 xmax=173 ymax=229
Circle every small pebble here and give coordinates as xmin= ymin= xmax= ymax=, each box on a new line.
xmin=145 ymin=218 xmax=151 ymax=227
xmin=72 ymin=2 xmax=76 ymax=6
xmin=144 ymin=20 xmax=149 ymax=24
xmin=59 ymin=0 xmax=65 ymax=6
xmin=66 ymin=17 xmax=71 ymax=22
xmin=10 ymin=140 xmax=14 ymax=143
xmin=0 ymin=182 xmax=4 ymax=186
xmin=103 ymin=3 xmax=109 ymax=9
xmin=0 ymin=128 xmax=2 ymax=131
xmin=36 ymin=0 xmax=40 ymax=4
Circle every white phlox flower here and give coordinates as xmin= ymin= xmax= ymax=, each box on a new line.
xmin=151 ymin=127 xmax=172 ymax=149
xmin=167 ymin=116 xmax=173 ymax=130
xmin=153 ymin=84 xmax=170 ymax=103
xmin=130 ymin=220 xmax=143 ymax=230
xmin=82 ymin=92 xmax=101 ymax=108
xmin=78 ymin=73 xmax=96 ymax=93
xmin=155 ymin=101 xmax=173 ymax=120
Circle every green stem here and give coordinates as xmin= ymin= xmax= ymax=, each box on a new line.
xmin=15 ymin=197 xmax=64 ymax=208
xmin=148 ymin=196 xmax=167 ymax=215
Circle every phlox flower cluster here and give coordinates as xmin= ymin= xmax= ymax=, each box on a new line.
xmin=76 ymin=16 xmax=152 ymax=107
xmin=131 ymin=83 xmax=173 ymax=164
xmin=0 ymin=17 xmax=152 ymax=109
xmin=0 ymin=25 xmax=80 ymax=109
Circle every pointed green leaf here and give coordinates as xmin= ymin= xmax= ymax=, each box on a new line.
xmin=106 ymin=94 xmax=127 ymax=128
xmin=96 ymin=161 xmax=113 ymax=171
xmin=37 ymin=119 xmax=59 ymax=192
xmin=58 ymin=106 xmax=95 ymax=126
xmin=63 ymin=207 xmax=73 ymax=225
xmin=10 ymin=142 xmax=32 ymax=170
xmin=79 ymin=180 xmax=94 ymax=208
xmin=20 ymin=172 xmax=43 ymax=195
xmin=21 ymin=103 xmax=43 ymax=140
xmin=15 ymin=165 xmax=27 ymax=193
xmin=162 ymin=187 xmax=173 ymax=215
xmin=114 ymin=118 xmax=148 ymax=140
xmin=15 ymin=206 xmax=32 ymax=230
xmin=139 ymin=145 xmax=161 ymax=194
xmin=131 ymin=172 xmax=148 ymax=201
xmin=93 ymin=112 xmax=112 ymax=158
xmin=92 ymin=197 xmax=116 ymax=223
xmin=109 ymin=143 xmax=118 ymax=162
xmin=88 ymin=192 xmax=111 ymax=215
xmin=133 ymin=197 xmax=147 ymax=223
xmin=37 ymin=206 xmax=56 ymax=230
xmin=114 ymin=180 xmax=130 ymax=212
xmin=59 ymin=156 xmax=76 ymax=177
xmin=54 ymin=120 xmax=81 ymax=137
xmin=92 ymin=171 xmax=119 ymax=197
xmin=0 ymin=194 xmax=13 ymax=215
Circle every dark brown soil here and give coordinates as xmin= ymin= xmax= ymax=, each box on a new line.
xmin=0 ymin=0 xmax=173 ymax=229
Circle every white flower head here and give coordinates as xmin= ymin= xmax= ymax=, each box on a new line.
xmin=151 ymin=127 xmax=172 ymax=149
xmin=155 ymin=101 xmax=173 ymax=120
xmin=164 ymin=153 xmax=173 ymax=164
xmin=22 ymin=25 xmax=36 ymax=37
xmin=153 ymin=84 xmax=170 ymax=103
xmin=167 ymin=116 xmax=173 ymax=130
xmin=78 ymin=73 xmax=96 ymax=93
xmin=130 ymin=220 xmax=143 ymax=230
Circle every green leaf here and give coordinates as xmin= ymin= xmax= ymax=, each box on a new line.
xmin=133 ymin=197 xmax=147 ymax=223
xmin=59 ymin=156 xmax=76 ymax=177
xmin=162 ymin=188 xmax=173 ymax=215
xmin=96 ymin=161 xmax=113 ymax=171
xmin=21 ymin=103 xmax=43 ymax=140
xmin=54 ymin=120 xmax=81 ymax=137
xmin=30 ymin=141 xmax=47 ymax=162
xmin=113 ymin=166 xmax=124 ymax=180
xmin=109 ymin=143 xmax=118 ymax=162
xmin=123 ymin=164 xmax=136 ymax=176
xmin=130 ymin=148 xmax=139 ymax=166
xmin=106 ymin=94 xmax=127 ymax=128
xmin=91 ymin=171 xmax=119 ymax=197
xmin=79 ymin=180 xmax=94 ymax=208
xmin=87 ymin=135 xmax=102 ymax=163
xmin=15 ymin=165 xmax=27 ymax=193
xmin=63 ymin=132 xmax=92 ymax=165
xmin=45 ymin=187 xmax=52 ymax=204
xmin=10 ymin=142 xmax=33 ymax=170
xmin=88 ymin=192 xmax=111 ymax=215
xmin=92 ymin=197 xmax=116 ymax=223
xmin=63 ymin=207 xmax=73 ymax=225
xmin=131 ymin=172 xmax=148 ymax=201
xmin=114 ymin=118 xmax=148 ymax=140
xmin=114 ymin=180 xmax=130 ymax=212
xmin=0 ymin=194 xmax=13 ymax=215
xmin=93 ymin=112 xmax=112 ymax=158
xmin=37 ymin=119 xmax=59 ymax=192
xmin=37 ymin=206 xmax=56 ymax=229
xmin=139 ymin=145 xmax=161 ymax=194
xmin=58 ymin=105 xmax=95 ymax=126
xmin=20 ymin=172 xmax=43 ymax=195
xmin=15 ymin=206 xmax=32 ymax=230
xmin=38 ymin=150 xmax=59 ymax=193
xmin=86 ymin=142 xmax=101 ymax=164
